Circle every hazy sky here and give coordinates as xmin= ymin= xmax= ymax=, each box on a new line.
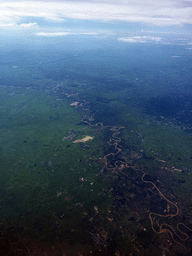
xmin=0 ymin=0 xmax=192 ymax=45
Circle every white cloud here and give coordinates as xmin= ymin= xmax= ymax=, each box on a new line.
xmin=79 ymin=32 xmax=98 ymax=35
xmin=36 ymin=31 xmax=99 ymax=36
xmin=0 ymin=0 xmax=191 ymax=26
xmin=0 ymin=23 xmax=14 ymax=27
xmin=36 ymin=32 xmax=72 ymax=36
xmin=141 ymin=29 xmax=173 ymax=34
xmin=19 ymin=22 xmax=38 ymax=28
xmin=118 ymin=36 xmax=161 ymax=43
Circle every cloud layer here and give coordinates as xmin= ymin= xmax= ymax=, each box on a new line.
xmin=118 ymin=36 xmax=161 ymax=43
xmin=0 ymin=0 xmax=192 ymax=26
xmin=0 ymin=0 xmax=191 ymax=46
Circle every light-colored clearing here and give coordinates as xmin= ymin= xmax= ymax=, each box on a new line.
xmin=70 ymin=102 xmax=79 ymax=106
xmin=73 ymin=136 xmax=94 ymax=143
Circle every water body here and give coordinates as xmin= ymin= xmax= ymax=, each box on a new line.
xmin=0 ymin=38 xmax=192 ymax=256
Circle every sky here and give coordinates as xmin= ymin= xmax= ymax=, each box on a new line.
xmin=0 ymin=0 xmax=192 ymax=46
